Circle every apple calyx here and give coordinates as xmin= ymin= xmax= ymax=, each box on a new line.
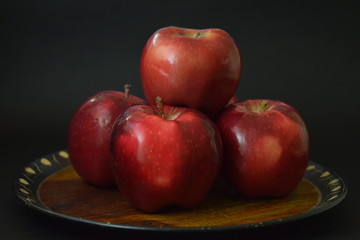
xmin=251 ymin=100 xmax=269 ymax=114
xmin=124 ymin=84 xmax=131 ymax=99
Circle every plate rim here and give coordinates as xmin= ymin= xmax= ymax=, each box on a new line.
xmin=12 ymin=150 xmax=348 ymax=232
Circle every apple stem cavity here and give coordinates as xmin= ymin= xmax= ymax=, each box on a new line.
xmin=155 ymin=96 xmax=166 ymax=119
xmin=194 ymin=32 xmax=205 ymax=38
xmin=124 ymin=84 xmax=131 ymax=99
xmin=252 ymin=100 xmax=269 ymax=113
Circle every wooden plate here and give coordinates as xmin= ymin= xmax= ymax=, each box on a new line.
xmin=13 ymin=150 xmax=347 ymax=232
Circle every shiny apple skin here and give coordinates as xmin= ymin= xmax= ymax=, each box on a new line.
xmin=140 ymin=26 xmax=241 ymax=118
xmin=217 ymin=99 xmax=309 ymax=197
xmin=110 ymin=104 xmax=222 ymax=212
xmin=67 ymin=91 xmax=145 ymax=187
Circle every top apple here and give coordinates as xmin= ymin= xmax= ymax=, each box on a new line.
xmin=140 ymin=26 xmax=241 ymax=118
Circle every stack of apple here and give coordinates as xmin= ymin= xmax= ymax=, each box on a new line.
xmin=67 ymin=27 xmax=309 ymax=213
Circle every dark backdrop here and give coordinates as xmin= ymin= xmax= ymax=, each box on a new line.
xmin=1 ymin=1 xmax=359 ymax=239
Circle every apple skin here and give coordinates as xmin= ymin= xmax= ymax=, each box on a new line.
xmin=217 ymin=99 xmax=309 ymax=198
xmin=67 ymin=89 xmax=145 ymax=187
xmin=140 ymin=26 xmax=241 ymax=118
xmin=227 ymin=95 xmax=239 ymax=106
xmin=110 ymin=102 xmax=222 ymax=213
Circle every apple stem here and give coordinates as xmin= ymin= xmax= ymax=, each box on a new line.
xmin=124 ymin=84 xmax=131 ymax=99
xmin=155 ymin=96 xmax=166 ymax=119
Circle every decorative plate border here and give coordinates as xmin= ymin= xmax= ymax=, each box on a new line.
xmin=304 ymin=162 xmax=347 ymax=214
xmin=12 ymin=150 xmax=347 ymax=232
xmin=13 ymin=151 xmax=70 ymax=212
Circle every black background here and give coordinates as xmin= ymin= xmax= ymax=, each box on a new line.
xmin=1 ymin=0 xmax=359 ymax=239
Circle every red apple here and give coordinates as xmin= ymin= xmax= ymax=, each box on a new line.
xmin=217 ymin=99 xmax=309 ymax=197
xmin=67 ymin=85 xmax=145 ymax=187
xmin=140 ymin=26 xmax=241 ymax=118
xmin=110 ymin=97 xmax=222 ymax=212
xmin=227 ymin=95 xmax=239 ymax=106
